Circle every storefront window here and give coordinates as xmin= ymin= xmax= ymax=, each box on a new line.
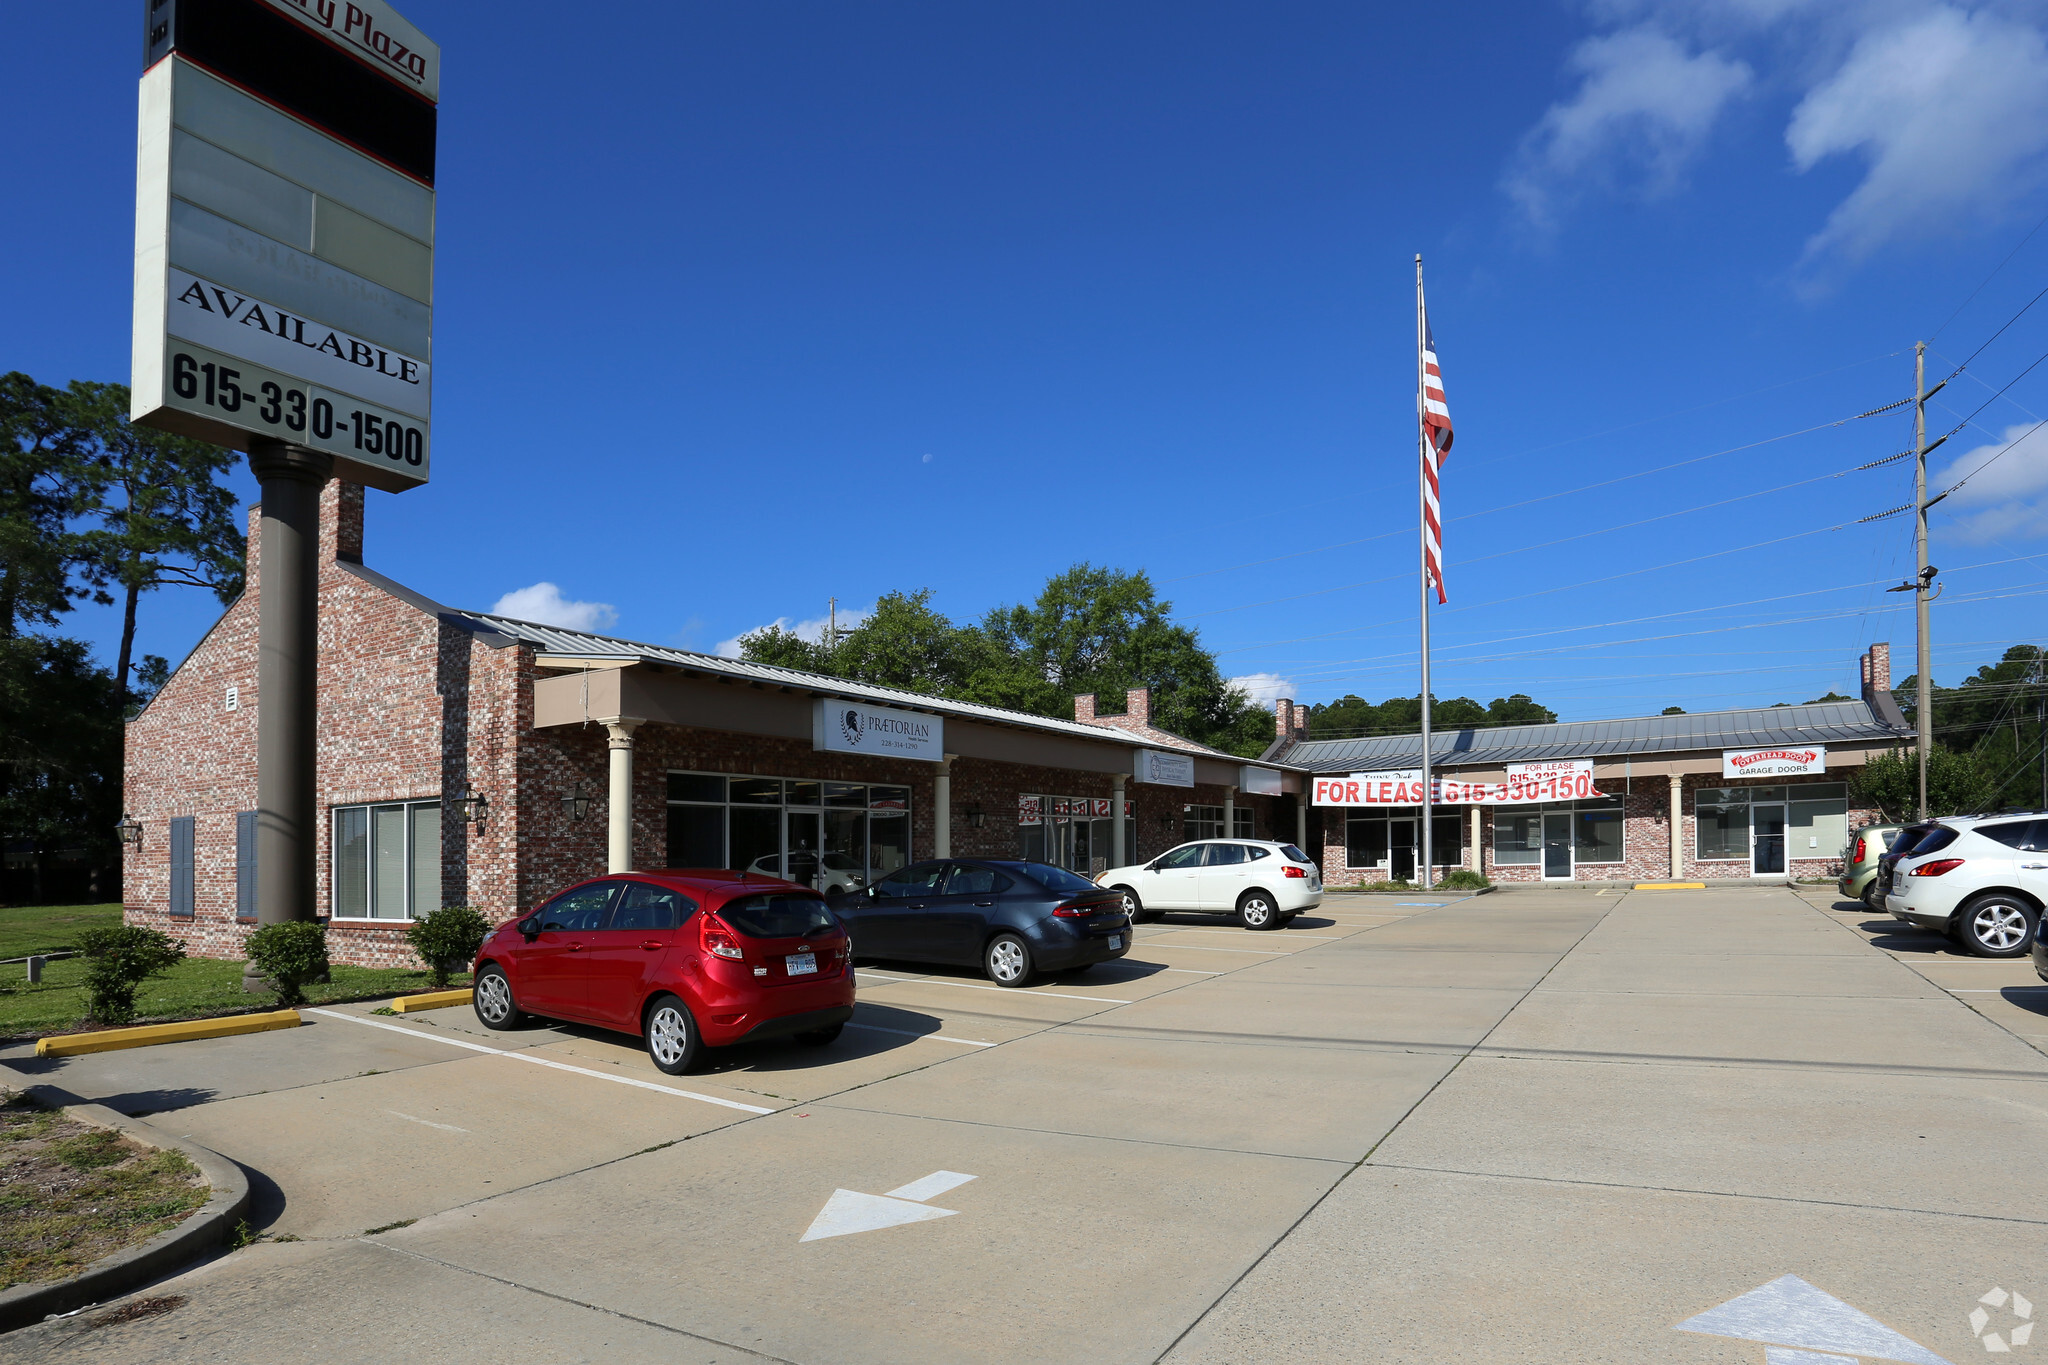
xmin=1184 ymin=805 xmax=1223 ymax=841
xmin=1345 ymin=809 xmax=1461 ymax=869
xmin=1346 ymin=815 xmax=1390 ymax=868
xmin=1573 ymin=797 xmax=1624 ymax=863
xmin=1493 ymin=809 xmax=1540 ymax=865
xmin=332 ymin=799 xmax=440 ymax=919
xmin=1695 ymin=790 xmax=1750 ymax=860
xmin=665 ymin=772 xmax=912 ymax=889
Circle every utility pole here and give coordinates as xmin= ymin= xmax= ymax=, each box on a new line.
xmin=1415 ymin=254 xmax=1434 ymax=890
xmin=827 ymin=597 xmax=837 ymax=652
xmin=1913 ymin=342 xmax=1932 ymax=820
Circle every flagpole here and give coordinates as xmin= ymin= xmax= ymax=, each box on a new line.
xmin=1415 ymin=254 xmax=1433 ymax=891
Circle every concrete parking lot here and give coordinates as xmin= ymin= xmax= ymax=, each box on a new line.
xmin=6 ymin=885 xmax=2044 ymax=1363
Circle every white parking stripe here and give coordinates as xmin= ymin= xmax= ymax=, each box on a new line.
xmin=843 ymin=1022 xmax=996 ymax=1047
xmin=855 ymin=972 xmax=1132 ymax=1005
xmin=1129 ymin=942 xmax=1289 ymax=955
xmin=1153 ymin=928 xmax=1343 ymax=940
xmin=305 ymin=1008 xmax=775 ymax=1114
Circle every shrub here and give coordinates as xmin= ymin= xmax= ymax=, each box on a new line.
xmin=75 ymin=926 xmax=187 ymax=1026
xmin=404 ymin=906 xmax=492 ymax=988
xmin=244 ymin=921 xmax=330 ymax=1007
xmin=1435 ymin=868 xmax=1491 ymax=890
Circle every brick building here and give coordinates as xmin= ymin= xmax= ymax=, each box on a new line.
xmin=1264 ymin=646 xmax=1911 ymax=886
xmin=123 ymin=482 xmax=1299 ymax=967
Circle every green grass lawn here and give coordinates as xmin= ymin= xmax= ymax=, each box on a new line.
xmin=0 ymin=904 xmax=468 ymax=1041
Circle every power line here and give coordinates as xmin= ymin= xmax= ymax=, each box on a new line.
xmin=1929 ymin=204 xmax=2048 ymax=345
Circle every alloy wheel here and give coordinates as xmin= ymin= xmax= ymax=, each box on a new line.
xmin=476 ymin=972 xmax=512 ymax=1023
xmin=1240 ymin=895 xmax=1273 ymax=929
xmin=648 ymin=1005 xmax=691 ymax=1066
xmin=1970 ymin=902 xmax=2031 ymax=953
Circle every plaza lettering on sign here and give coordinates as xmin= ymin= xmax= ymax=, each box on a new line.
xmin=263 ymin=0 xmax=437 ymax=91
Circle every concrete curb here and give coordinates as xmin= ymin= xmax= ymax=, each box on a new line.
xmin=392 ymin=987 xmax=473 ymax=1013
xmin=0 ymin=1088 xmax=251 ymax=1333
xmin=34 ymin=1009 xmax=301 ymax=1058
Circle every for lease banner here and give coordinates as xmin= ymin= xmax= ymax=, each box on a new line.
xmin=1314 ymin=768 xmax=1607 ymax=806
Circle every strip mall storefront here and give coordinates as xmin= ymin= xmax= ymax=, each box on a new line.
xmin=1269 ymin=679 xmax=1910 ymax=886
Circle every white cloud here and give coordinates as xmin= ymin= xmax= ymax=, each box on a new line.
xmin=489 ymin=582 xmax=619 ymax=633
xmin=715 ymin=605 xmax=871 ymax=659
xmin=1506 ymin=26 xmax=1752 ymax=228
xmin=1787 ymin=6 xmax=2048 ymax=267
xmin=1933 ymin=421 xmax=2048 ymax=541
xmin=1228 ymin=672 xmax=1299 ymax=706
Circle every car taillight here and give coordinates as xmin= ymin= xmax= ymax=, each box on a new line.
xmin=1052 ymin=901 xmax=1094 ymax=918
xmin=1909 ymin=859 xmax=1965 ymax=877
xmin=1283 ymin=866 xmax=1309 ymax=878
xmin=702 ymin=918 xmax=744 ymax=959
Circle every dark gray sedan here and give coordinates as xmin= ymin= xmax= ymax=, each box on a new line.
xmin=828 ymin=859 xmax=1131 ymax=987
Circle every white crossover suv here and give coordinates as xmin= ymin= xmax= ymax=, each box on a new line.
xmin=1885 ymin=813 xmax=2048 ymax=957
xmin=1097 ymin=839 xmax=1323 ymax=931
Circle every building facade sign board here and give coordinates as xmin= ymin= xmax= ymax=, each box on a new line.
xmin=1723 ymin=746 xmax=1826 ymax=778
xmin=1239 ymin=765 xmax=1283 ymax=796
xmin=133 ymin=0 xmax=438 ymax=492
xmin=1133 ymin=749 xmax=1196 ymax=788
xmin=813 ymin=700 xmax=944 ymax=762
xmin=1316 ymin=766 xmax=1608 ymax=806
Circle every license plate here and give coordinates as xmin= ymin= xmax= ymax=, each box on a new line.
xmin=1107 ymin=935 xmax=1121 ymax=950
xmin=786 ymin=953 xmax=817 ymax=976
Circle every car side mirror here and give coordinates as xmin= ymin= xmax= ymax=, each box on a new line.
xmin=518 ymin=916 xmax=540 ymax=939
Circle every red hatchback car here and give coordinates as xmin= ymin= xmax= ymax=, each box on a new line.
xmin=471 ymin=870 xmax=855 ymax=1075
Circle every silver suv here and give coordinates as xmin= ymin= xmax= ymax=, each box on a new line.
xmin=1886 ymin=812 xmax=2048 ymax=957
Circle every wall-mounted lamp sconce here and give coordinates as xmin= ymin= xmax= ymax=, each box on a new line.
xmin=115 ymin=813 xmax=143 ymax=847
xmin=1157 ymin=815 xmax=1173 ymax=831
xmin=964 ymin=803 xmax=986 ymax=829
xmin=562 ymin=785 xmax=592 ymax=822
xmin=450 ymin=784 xmax=489 ymax=824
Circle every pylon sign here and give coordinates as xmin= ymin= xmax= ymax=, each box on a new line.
xmin=131 ymin=0 xmax=439 ymax=493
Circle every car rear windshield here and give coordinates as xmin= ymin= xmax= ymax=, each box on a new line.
xmin=1887 ymin=827 xmax=1930 ymax=855
xmin=1014 ymin=863 xmax=1102 ymax=894
xmin=718 ymin=893 xmax=837 ymax=939
xmin=1280 ymin=845 xmax=1309 ymax=863
xmin=1909 ymin=827 xmax=1960 ymax=856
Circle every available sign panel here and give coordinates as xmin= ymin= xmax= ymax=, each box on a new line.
xmin=1134 ymin=749 xmax=1196 ymax=787
xmin=1723 ymin=746 xmax=1826 ymax=777
xmin=1239 ymin=765 xmax=1283 ymax=796
xmin=813 ymin=701 xmax=944 ymax=762
xmin=1315 ymin=766 xmax=1609 ymax=806
xmin=133 ymin=0 xmax=438 ymax=493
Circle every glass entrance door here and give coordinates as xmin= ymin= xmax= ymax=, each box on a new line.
xmin=786 ymin=810 xmax=823 ymax=889
xmin=1752 ymin=803 xmax=1786 ymax=875
xmin=1542 ymin=812 xmax=1574 ymax=880
xmin=1389 ymin=819 xmax=1416 ymax=880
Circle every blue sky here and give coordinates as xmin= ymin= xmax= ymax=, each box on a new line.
xmin=9 ymin=1 xmax=2048 ymax=723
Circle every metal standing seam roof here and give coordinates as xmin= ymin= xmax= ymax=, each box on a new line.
xmin=1279 ymin=700 xmax=1911 ymax=773
xmin=337 ymin=563 xmax=1273 ymax=766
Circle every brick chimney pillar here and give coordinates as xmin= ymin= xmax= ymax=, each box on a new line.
xmin=1126 ymin=687 xmax=1151 ymax=725
xmin=1074 ymin=693 xmax=1097 ymax=723
xmin=1869 ymin=642 xmax=1891 ymax=693
xmin=1275 ymin=698 xmax=1294 ymax=738
xmin=321 ymin=479 xmax=364 ymax=565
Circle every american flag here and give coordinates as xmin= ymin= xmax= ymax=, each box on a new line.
xmin=1420 ymin=310 xmax=1453 ymax=605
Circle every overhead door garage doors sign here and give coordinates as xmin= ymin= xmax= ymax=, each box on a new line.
xmin=813 ymin=700 xmax=943 ymax=761
xmin=1724 ymin=747 xmax=1826 ymax=777
xmin=132 ymin=0 xmax=439 ymax=492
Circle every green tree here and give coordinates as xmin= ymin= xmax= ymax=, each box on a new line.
xmin=736 ymin=623 xmax=830 ymax=673
xmin=1304 ymin=692 xmax=1556 ymax=739
xmin=67 ymin=382 xmax=243 ymax=713
xmin=0 ymin=636 xmax=123 ymax=903
xmin=1661 ymin=706 xmax=1686 ymax=715
xmin=1895 ymin=645 xmax=2048 ymax=810
xmin=0 ymin=372 xmax=101 ymax=638
xmin=1848 ymin=745 xmax=2000 ymax=822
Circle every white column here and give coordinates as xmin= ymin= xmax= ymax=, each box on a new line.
xmin=1112 ymin=774 xmax=1127 ymax=867
xmin=1223 ymin=785 xmax=1237 ymax=839
xmin=601 ymin=717 xmax=643 ymax=874
xmin=1470 ymin=806 xmax=1483 ymax=872
xmin=1296 ymin=799 xmax=1308 ymax=850
xmin=934 ymin=754 xmax=955 ymax=859
xmin=1668 ymin=773 xmax=1684 ymax=880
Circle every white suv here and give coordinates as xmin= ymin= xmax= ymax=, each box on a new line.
xmin=1096 ymin=840 xmax=1323 ymax=931
xmin=1885 ymin=813 xmax=2048 ymax=957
